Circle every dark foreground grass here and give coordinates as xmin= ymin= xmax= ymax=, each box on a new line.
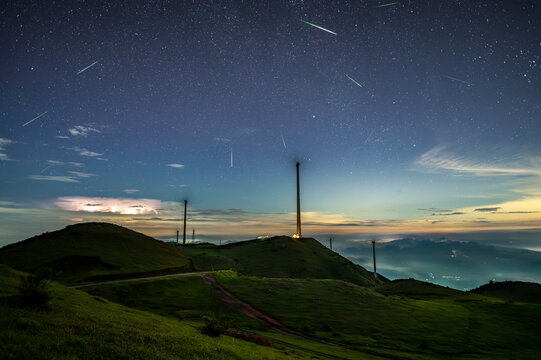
xmin=215 ymin=273 xmax=541 ymax=360
xmin=0 ymin=265 xmax=320 ymax=360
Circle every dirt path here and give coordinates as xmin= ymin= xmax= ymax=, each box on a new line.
xmin=200 ymin=274 xmax=284 ymax=328
xmin=201 ymin=274 xmax=344 ymax=340
xmin=70 ymin=271 xmax=205 ymax=289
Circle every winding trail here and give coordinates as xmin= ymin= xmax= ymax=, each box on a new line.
xmin=70 ymin=271 xmax=205 ymax=289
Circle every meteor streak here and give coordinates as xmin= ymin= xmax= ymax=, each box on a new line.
xmin=281 ymin=134 xmax=287 ymax=149
xmin=376 ymin=2 xmax=398 ymax=8
xmin=230 ymin=148 xmax=233 ymax=168
xmin=301 ymin=20 xmax=337 ymax=35
xmin=345 ymin=74 xmax=363 ymax=88
xmin=22 ymin=111 xmax=48 ymax=127
xmin=443 ymin=75 xmax=474 ymax=86
xmin=77 ymin=61 xmax=99 ymax=75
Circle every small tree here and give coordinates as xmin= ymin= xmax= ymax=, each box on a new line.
xmin=17 ymin=273 xmax=51 ymax=307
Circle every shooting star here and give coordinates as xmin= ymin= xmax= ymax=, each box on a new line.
xmin=22 ymin=111 xmax=48 ymax=127
xmin=301 ymin=20 xmax=337 ymax=36
xmin=376 ymin=2 xmax=398 ymax=8
xmin=281 ymin=134 xmax=287 ymax=149
xmin=443 ymin=75 xmax=474 ymax=86
xmin=345 ymin=74 xmax=363 ymax=88
xmin=77 ymin=61 xmax=99 ymax=75
xmin=230 ymin=148 xmax=233 ymax=168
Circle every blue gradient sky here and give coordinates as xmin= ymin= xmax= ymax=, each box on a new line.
xmin=1 ymin=1 xmax=540 ymax=252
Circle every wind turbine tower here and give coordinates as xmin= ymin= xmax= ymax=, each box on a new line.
xmin=183 ymin=200 xmax=187 ymax=245
xmin=372 ymin=240 xmax=377 ymax=279
xmin=295 ymin=162 xmax=302 ymax=238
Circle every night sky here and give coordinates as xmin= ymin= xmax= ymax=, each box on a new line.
xmin=1 ymin=1 xmax=540 ymax=285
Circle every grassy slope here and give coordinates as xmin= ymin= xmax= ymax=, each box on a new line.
xmin=0 ymin=223 xmax=192 ymax=283
xmin=470 ymin=281 xmax=541 ymax=304
xmin=0 ymin=264 xmax=322 ymax=360
xmin=183 ymin=236 xmax=378 ymax=286
xmin=81 ymin=272 xmax=387 ymax=360
xmin=215 ymin=274 xmax=541 ymax=360
xmin=83 ymin=273 xmax=261 ymax=328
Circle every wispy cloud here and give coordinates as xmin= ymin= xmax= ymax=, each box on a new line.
xmin=416 ymin=146 xmax=541 ymax=177
xmin=68 ymin=171 xmax=96 ymax=178
xmin=167 ymin=163 xmax=184 ymax=168
xmin=215 ymin=137 xmax=231 ymax=142
xmin=68 ymin=125 xmax=101 ymax=137
xmin=29 ymin=175 xmax=80 ymax=183
xmin=474 ymin=207 xmax=501 ymax=212
xmin=123 ymin=189 xmax=140 ymax=194
xmin=0 ymin=138 xmax=15 ymax=161
xmin=68 ymin=146 xmax=104 ymax=158
xmin=30 ymin=169 xmax=96 ymax=183
xmin=46 ymin=160 xmax=84 ymax=167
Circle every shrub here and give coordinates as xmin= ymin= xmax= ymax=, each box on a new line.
xmin=17 ymin=274 xmax=51 ymax=307
xmin=201 ymin=318 xmax=226 ymax=337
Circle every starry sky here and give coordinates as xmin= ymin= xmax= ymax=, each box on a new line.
xmin=1 ymin=1 xmax=540 ymax=260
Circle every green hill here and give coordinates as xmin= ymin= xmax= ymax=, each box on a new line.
xmin=0 ymin=264 xmax=323 ymax=360
xmin=214 ymin=273 xmax=541 ymax=359
xmin=470 ymin=281 xmax=541 ymax=304
xmin=0 ymin=223 xmax=193 ymax=284
xmin=376 ymin=278 xmax=464 ymax=299
xmin=1 ymin=224 xmax=378 ymax=286
xmin=80 ymin=272 xmax=541 ymax=359
xmin=182 ymin=236 xmax=379 ymax=286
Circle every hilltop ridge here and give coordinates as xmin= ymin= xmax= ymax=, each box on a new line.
xmin=0 ymin=223 xmax=378 ymax=286
xmin=0 ymin=222 xmax=193 ymax=283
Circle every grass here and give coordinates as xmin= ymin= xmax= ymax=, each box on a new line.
xmin=82 ymin=272 xmax=264 ymax=329
xmin=214 ymin=273 xmax=541 ymax=359
xmin=0 ymin=264 xmax=327 ymax=360
xmin=0 ymin=223 xmax=193 ymax=284
xmin=182 ymin=236 xmax=378 ymax=286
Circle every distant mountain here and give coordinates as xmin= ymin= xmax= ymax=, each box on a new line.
xmin=182 ymin=236 xmax=379 ymax=286
xmin=0 ymin=223 xmax=193 ymax=284
xmin=343 ymin=238 xmax=541 ymax=290
xmin=470 ymin=281 xmax=541 ymax=304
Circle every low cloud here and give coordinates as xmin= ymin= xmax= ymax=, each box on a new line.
xmin=342 ymin=238 xmax=541 ymax=290
xmin=55 ymin=196 xmax=162 ymax=215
